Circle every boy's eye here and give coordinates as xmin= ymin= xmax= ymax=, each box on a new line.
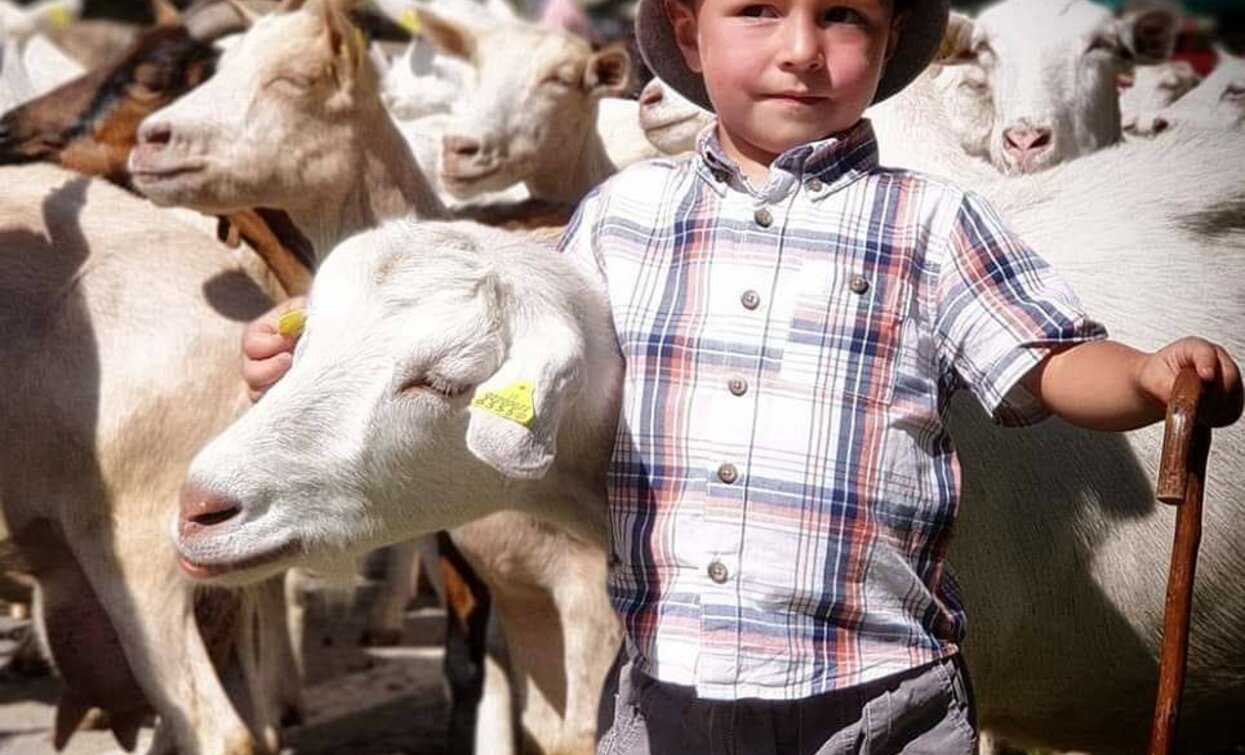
xmin=820 ymin=6 xmax=865 ymax=25
xmin=737 ymin=4 xmax=777 ymax=18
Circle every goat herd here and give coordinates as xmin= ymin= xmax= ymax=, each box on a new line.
xmin=0 ymin=0 xmax=1242 ymax=753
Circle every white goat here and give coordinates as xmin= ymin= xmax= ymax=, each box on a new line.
xmin=0 ymin=0 xmax=84 ymax=113
xmin=178 ymin=221 xmax=624 ymax=755
xmin=372 ymin=0 xmax=512 ymax=120
xmin=131 ymin=2 xmax=621 ymax=750
xmin=873 ymin=57 xmax=1245 ymax=752
xmin=425 ymin=8 xmax=630 ymax=204
xmin=1148 ymin=47 xmax=1245 ymax=134
xmin=0 ymin=162 xmax=301 ymax=755
xmin=933 ymin=0 xmax=1179 ymax=173
xmin=1120 ymin=60 xmax=1202 ymax=137
xmin=375 ymin=1 xmax=653 ymax=203
xmin=637 ymin=76 xmax=712 ymax=156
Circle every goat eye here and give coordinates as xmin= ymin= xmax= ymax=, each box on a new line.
xmin=132 ymin=63 xmax=167 ymax=90
xmin=269 ymin=74 xmax=313 ymax=93
xmin=1224 ymin=83 xmax=1245 ymax=101
xmin=400 ymin=373 xmax=466 ymax=398
xmin=1087 ymin=36 xmax=1118 ymax=55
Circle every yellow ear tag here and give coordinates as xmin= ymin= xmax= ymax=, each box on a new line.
xmin=471 ymin=381 xmax=536 ymax=428
xmin=353 ymin=25 xmax=366 ymax=65
xmin=277 ymin=309 xmax=307 ymax=338
xmin=398 ymin=8 xmax=422 ymax=36
xmin=47 ymin=6 xmax=73 ymax=28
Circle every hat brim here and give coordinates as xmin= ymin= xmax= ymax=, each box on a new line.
xmin=636 ymin=0 xmax=950 ymax=111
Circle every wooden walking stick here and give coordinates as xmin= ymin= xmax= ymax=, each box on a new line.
xmin=1148 ymin=366 xmax=1212 ymax=755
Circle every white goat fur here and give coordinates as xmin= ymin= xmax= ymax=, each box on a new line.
xmin=1150 ymin=48 xmax=1245 ymax=134
xmin=425 ymin=9 xmax=629 ymax=204
xmin=375 ymin=1 xmax=652 ymax=204
xmin=1120 ymin=60 xmax=1202 ymax=136
xmin=0 ymin=0 xmax=85 ymax=113
xmin=933 ymin=0 xmax=1178 ymax=173
xmin=0 ymin=163 xmax=300 ymax=755
xmin=183 ymin=220 xmax=624 ymax=754
xmin=132 ymin=4 xmax=624 ymax=750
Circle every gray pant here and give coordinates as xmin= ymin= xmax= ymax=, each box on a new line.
xmin=597 ymin=655 xmax=977 ymax=755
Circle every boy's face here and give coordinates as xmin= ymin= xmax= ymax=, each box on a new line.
xmin=667 ymin=0 xmax=900 ymax=165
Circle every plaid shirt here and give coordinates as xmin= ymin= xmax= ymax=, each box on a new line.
xmin=559 ymin=120 xmax=1106 ymax=700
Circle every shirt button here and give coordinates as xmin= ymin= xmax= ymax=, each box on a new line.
xmin=806 ymin=177 xmax=824 ymax=192
xmin=754 ymin=208 xmax=773 ymax=228
xmin=717 ymin=463 xmax=739 ymax=484
xmin=740 ymin=290 xmax=761 ymax=310
xmin=849 ymin=275 xmax=871 ymax=295
xmin=728 ymin=377 xmax=748 ymax=396
xmin=708 ymin=560 xmax=730 ymax=584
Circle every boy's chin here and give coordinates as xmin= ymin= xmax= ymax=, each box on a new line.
xmin=732 ymin=118 xmax=862 ymax=156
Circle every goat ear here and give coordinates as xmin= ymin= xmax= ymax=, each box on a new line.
xmin=1121 ymin=4 xmax=1181 ymax=65
xmin=320 ymin=0 xmax=363 ymax=76
xmin=585 ymin=46 xmax=631 ymax=97
xmin=934 ymin=12 xmax=975 ymax=66
xmin=466 ymin=317 xmax=584 ymax=480
xmin=22 ymin=0 xmax=81 ymax=33
xmin=417 ymin=8 xmax=476 ymax=62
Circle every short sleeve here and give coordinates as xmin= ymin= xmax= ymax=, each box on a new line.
xmin=557 ymin=187 xmax=608 ymax=287
xmin=935 ymin=191 xmax=1107 ymax=426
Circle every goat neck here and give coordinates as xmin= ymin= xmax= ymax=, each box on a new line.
xmin=524 ymin=117 xmax=615 ymax=205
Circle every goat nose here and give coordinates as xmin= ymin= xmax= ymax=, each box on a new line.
xmin=443 ymin=135 xmax=481 ymax=158
xmin=1002 ymin=126 xmax=1053 ymax=164
xmin=179 ymin=483 xmax=242 ymax=535
xmin=1151 ymin=117 xmax=1170 ymax=134
xmin=138 ymin=121 xmax=172 ymax=147
xmin=639 ymin=83 xmax=664 ymax=107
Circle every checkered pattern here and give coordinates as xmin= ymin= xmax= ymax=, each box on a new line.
xmin=559 ymin=120 xmax=1106 ymax=701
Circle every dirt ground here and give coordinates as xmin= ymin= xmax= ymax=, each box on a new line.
xmin=0 ymin=581 xmax=452 ymax=755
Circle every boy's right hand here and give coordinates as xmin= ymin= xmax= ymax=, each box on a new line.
xmin=242 ymin=296 xmax=307 ymax=402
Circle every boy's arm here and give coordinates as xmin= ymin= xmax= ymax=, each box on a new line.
xmin=1022 ymin=337 xmax=1243 ymax=432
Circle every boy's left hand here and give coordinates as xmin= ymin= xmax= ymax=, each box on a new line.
xmin=1137 ymin=337 xmax=1244 ymax=428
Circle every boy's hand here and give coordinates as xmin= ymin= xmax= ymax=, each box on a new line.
xmin=1137 ymin=337 xmax=1243 ymax=428
xmin=242 ymin=296 xmax=307 ymax=402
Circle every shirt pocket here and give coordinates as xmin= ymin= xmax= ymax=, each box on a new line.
xmin=781 ymin=257 xmax=913 ymax=406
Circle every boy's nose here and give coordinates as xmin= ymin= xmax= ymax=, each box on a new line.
xmin=776 ymin=16 xmax=824 ymax=72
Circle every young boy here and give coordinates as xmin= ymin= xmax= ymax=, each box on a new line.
xmin=554 ymin=0 xmax=1242 ymax=752
xmin=242 ymin=0 xmax=1242 ymax=750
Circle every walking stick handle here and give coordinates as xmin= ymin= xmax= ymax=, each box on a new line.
xmin=1148 ymin=366 xmax=1212 ymax=755
xmin=1157 ymin=367 xmax=1205 ymax=504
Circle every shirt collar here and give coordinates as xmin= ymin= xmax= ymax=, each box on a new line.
xmin=694 ymin=119 xmax=879 ymax=202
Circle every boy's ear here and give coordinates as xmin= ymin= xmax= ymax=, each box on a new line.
xmin=664 ymin=0 xmax=703 ymax=74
